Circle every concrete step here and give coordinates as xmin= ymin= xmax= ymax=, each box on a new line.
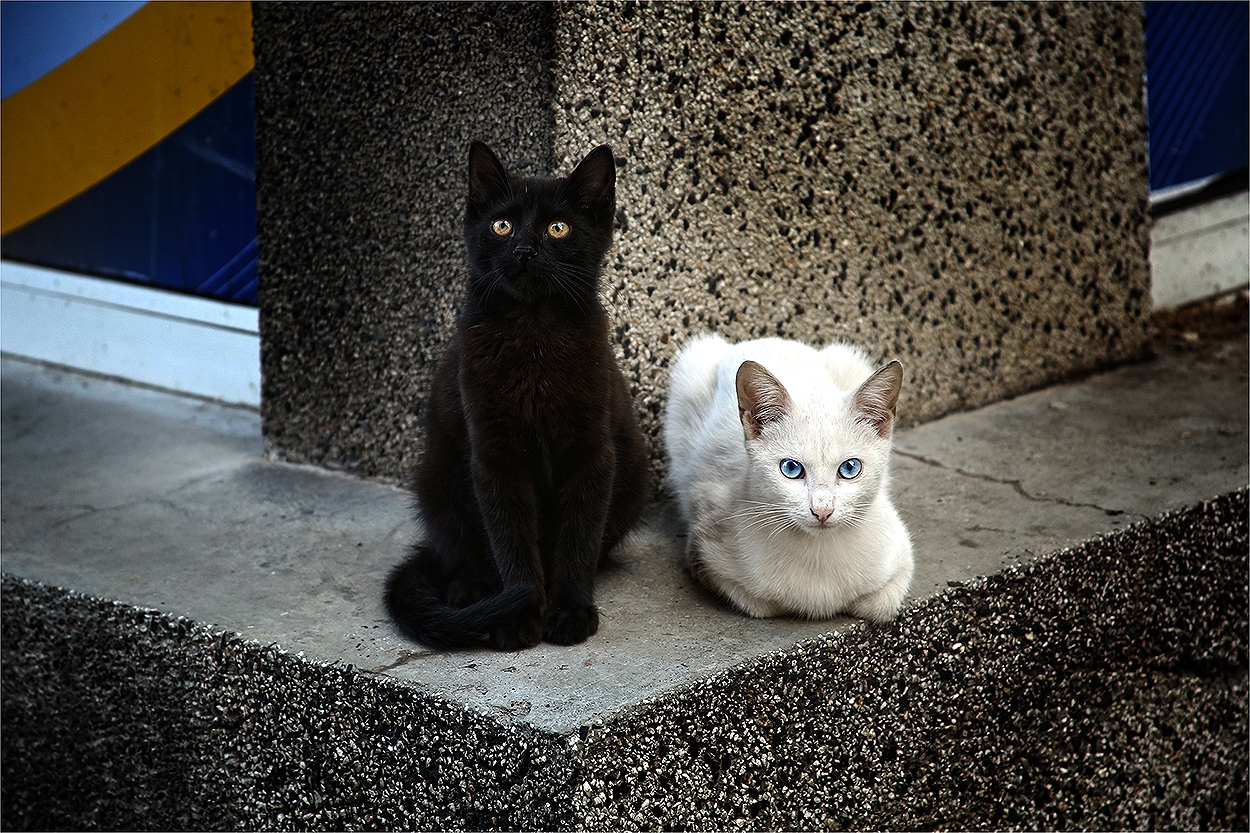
xmin=2 ymin=298 xmax=1246 ymax=829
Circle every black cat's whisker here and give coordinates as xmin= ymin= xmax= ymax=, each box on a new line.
xmin=547 ymin=264 xmax=596 ymax=315
xmin=545 ymin=270 xmax=584 ymax=312
xmin=472 ymin=265 xmax=510 ymax=308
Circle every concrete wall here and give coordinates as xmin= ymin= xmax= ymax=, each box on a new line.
xmin=254 ymin=2 xmax=556 ymax=480
xmin=254 ymin=1 xmax=1151 ymax=483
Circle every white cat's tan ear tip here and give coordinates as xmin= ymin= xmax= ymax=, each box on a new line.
xmin=736 ymin=360 xmax=791 ymax=440
xmin=735 ymin=360 xmax=764 ymax=386
xmin=853 ymin=360 xmax=904 ymax=437
xmin=875 ymin=360 xmax=904 ymax=398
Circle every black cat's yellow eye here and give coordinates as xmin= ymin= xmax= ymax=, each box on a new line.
xmin=547 ymin=220 xmax=569 ymax=239
xmin=491 ymin=219 xmax=512 ymax=237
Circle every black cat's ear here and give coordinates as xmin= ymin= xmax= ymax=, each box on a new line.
xmin=565 ymin=145 xmax=616 ymax=226
xmin=736 ymin=360 xmax=793 ymax=441
xmin=851 ymin=360 xmax=903 ymax=438
xmin=467 ymin=142 xmax=511 ymax=219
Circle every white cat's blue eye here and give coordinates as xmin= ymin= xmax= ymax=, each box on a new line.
xmin=779 ymin=458 xmax=804 ymax=479
xmin=838 ymin=458 xmax=862 ymax=479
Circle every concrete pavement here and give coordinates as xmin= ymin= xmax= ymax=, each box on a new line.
xmin=2 ymin=297 xmax=1245 ymax=734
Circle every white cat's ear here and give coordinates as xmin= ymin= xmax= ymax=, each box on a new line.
xmin=467 ymin=141 xmax=511 ymax=217
xmin=851 ymin=360 xmax=903 ymax=437
xmin=566 ymin=145 xmax=616 ymax=226
xmin=736 ymin=361 xmax=793 ymax=440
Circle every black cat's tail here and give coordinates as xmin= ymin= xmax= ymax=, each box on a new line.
xmin=383 ymin=546 xmax=535 ymax=651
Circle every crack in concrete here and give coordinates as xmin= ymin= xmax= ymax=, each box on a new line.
xmin=165 ymin=469 xmax=239 ymax=497
xmin=11 ymin=496 xmax=193 ymax=531
xmin=372 ymin=649 xmax=434 ymax=672
xmin=893 ymin=448 xmax=1147 ymax=520
xmin=25 ymin=503 xmax=110 ymax=530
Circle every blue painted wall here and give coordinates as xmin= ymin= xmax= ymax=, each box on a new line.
xmin=1144 ymin=1 xmax=1249 ymax=192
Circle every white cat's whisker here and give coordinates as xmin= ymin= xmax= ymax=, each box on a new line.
xmin=764 ymin=519 xmax=799 ymax=542
xmin=839 ymin=508 xmax=869 ymax=529
xmin=727 ymin=506 xmax=791 ymax=538
xmin=728 ymin=511 xmax=782 ymax=534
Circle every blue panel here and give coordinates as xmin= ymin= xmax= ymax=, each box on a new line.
xmin=1144 ymin=1 xmax=1250 ymax=191
xmin=0 ymin=1 xmax=147 ymax=99
xmin=1 ymin=73 xmax=258 ymax=305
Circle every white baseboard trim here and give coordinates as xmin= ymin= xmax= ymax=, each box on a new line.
xmin=1151 ymin=191 xmax=1250 ymax=310
xmin=1 ymin=260 xmax=260 ymax=408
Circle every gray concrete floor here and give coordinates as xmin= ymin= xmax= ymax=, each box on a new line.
xmin=2 ymin=313 xmax=1246 ymax=734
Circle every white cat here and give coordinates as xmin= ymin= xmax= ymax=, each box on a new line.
xmin=664 ymin=334 xmax=913 ymax=622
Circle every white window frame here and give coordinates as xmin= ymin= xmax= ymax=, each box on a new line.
xmin=1 ymin=259 xmax=260 ymax=408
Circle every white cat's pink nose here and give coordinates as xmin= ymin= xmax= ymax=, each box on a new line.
xmin=811 ymin=507 xmax=832 ymax=524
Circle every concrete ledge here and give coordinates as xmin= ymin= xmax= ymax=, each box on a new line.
xmin=574 ymin=489 xmax=1247 ymax=830
xmin=2 ymin=308 xmax=1246 ymax=827
xmin=3 ymin=491 xmax=1245 ymax=829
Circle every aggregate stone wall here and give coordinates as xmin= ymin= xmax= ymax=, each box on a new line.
xmin=0 ymin=575 xmax=576 ymax=831
xmin=3 ymin=491 xmax=1245 ymax=830
xmin=553 ymin=1 xmax=1152 ymax=468
xmin=574 ymin=489 xmax=1248 ymax=831
xmin=254 ymin=1 xmax=1150 ymax=483
xmin=253 ymin=2 xmax=557 ymax=480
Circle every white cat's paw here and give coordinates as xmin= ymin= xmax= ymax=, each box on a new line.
xmin=848 ymin=574 xmax=909 ymax=623
xmin=699 ymin=566 xmax=782 ymax=618
xmin=731 ymin=593 xmax=785 ymax=619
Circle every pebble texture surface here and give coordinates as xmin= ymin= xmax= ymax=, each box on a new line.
xmin=253 ymin=1 xmax=1151 ymax=483
xmin=574 ymin=489 xmax=1248 ymax=831
xmin=554 ymin=1 xmax=1152 ymax=474
xmin=1 ymin=578 xmax=576 ymax=831
xmin=253 ymin=2 xmax=557 ymax=480
xmin=4 ymin=490 xmax=1245 ymax=830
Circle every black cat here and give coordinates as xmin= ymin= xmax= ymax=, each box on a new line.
xmin=384 ymin=142 xmax=651 ymax=651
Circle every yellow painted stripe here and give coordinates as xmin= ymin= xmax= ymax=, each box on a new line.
xmin=1 ymin=2 xmax=254 ymax=235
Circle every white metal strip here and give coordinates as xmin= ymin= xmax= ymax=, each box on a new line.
xmin=1 ymin=260 xmax=260 ymax=408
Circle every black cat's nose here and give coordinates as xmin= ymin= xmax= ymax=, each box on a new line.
xmin=514 ymin=245 xmax=537 ymax=264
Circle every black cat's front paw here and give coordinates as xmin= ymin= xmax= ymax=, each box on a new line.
xmin=490 ymin=610 xmax=544 ymax=651
xmin=543 ymin=604 xmax=600 ymax=645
